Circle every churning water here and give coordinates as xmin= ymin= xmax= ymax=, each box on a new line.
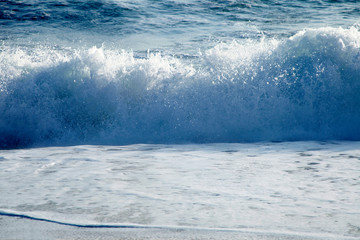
xmin=0 ymin=1 xmax=359 ymax=239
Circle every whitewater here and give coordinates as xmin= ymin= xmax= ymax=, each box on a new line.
xmin=1 ymin=27 xmax=360 ymax=147
xmin=0 ymin=0 xmax=360 ymax=239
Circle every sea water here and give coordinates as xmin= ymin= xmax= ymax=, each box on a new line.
xmin=0 ymin=142 xmax=360 ymax=239
xmin=0 ymin=0 xmax=360 ymax=239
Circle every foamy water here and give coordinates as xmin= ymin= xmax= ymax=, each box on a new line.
xmin=1 ymin=1 xmax=359 ymax=239
xmin=1 ymin=27 xmax=360 ymax=148
xmin=0 ymin=142 xmax=359 ymax=238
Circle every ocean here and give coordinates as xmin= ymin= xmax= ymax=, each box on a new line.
xmin=0 ymin=0 xmax=359 ymax=239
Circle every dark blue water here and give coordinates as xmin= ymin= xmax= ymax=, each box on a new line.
xmin=1 ymin=1 xmax=359 ymax=49
xmin=1 ymin=0 xmax=360 ymax=148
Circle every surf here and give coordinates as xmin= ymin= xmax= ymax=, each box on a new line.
xmin=0 ymin=27 xmax=359 ymax=148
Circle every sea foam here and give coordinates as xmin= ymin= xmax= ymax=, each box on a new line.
xmin=0 ymin=27 xmax=359 ymax=148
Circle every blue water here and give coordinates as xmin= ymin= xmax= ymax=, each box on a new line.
xmin=1 ymin=0 xmax=360 ymax=148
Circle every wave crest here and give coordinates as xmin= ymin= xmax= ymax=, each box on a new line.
xmin=1 ymin=27 xmax=359 ymax=148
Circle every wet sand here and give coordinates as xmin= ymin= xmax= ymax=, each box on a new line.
xmin=0 ymin=215 xmax=355 ymax=240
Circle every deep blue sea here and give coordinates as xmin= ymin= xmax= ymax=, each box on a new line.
xmin=1 ymin=0 xmax=360 ymax=148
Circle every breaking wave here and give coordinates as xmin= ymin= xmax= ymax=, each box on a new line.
xmin=1 ymin=27 xmax=360 ymax=148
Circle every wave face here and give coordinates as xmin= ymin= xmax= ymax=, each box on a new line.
xmin=1 ymin=27 xmax=360 ymax=148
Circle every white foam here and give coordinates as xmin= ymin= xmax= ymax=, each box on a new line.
xmin=0 ymin=27 xmax=360 ymax=147
xmin=0 ymin=141 xmax=359 ymax=238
